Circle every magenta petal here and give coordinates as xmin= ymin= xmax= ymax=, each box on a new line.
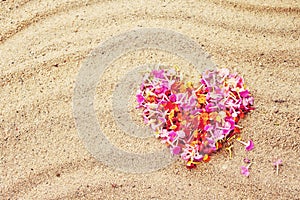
xmin=136 ymin=94 xmax=145 ymax=104
xmin=239 ymin=90 xmax=250 ymax=98
xmin=169 ymin=94 xmax=177 ymax=102
xmin=245 ymin=140 xmax=254 ymax=151
xmin=204 ymin=124 xmax=212 ymax=131
xmin=168 ymin=131 xmax=177 ymax=139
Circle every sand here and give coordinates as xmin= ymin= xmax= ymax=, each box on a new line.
xmin=1 ymin=0 xmax=299 ymax=199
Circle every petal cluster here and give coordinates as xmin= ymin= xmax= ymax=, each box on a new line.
xmin=136 ymin=67 xmax=255 ymax=169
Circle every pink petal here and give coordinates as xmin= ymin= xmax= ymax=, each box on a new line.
xmin=194 ymin=154 xmax=204 ymax=162
xmin=155 ymin=87 xmax=164 ymax=94
xmin=152 ymin=69 xmax=165 ymax=79
xmin=177 ymin=130 xmax=186 ymax=138
xmin=273 ymin=159 xmax=283 ymax=166
xmin=172 ymin=146 xmax=181 ymax=155
xmin=245 ymin=140 xmax=254 ymax=151
xmin=189 ymin=96 xmax=197 ymax=106
xmin=241 ymin=166 xmax=250 ymax=177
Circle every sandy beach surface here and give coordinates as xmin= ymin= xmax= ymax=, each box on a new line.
xmin=1 ymin=0 xmax=299 ymax=199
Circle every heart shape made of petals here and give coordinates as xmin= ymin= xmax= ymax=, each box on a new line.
xmin=136 ymin=67 xmax=254 ymax=169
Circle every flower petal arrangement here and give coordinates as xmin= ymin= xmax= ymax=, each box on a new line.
xmin=136 ymin=67 xmax=255 ymax=169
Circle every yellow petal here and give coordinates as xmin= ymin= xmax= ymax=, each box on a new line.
xmin=186 ymin=81 xmax=193 ymax=88
xmin=169 ymin=110 xmax=174 ymax=120
xmin=193 ymin=130 xmax=198 ymax=138
xmin=170 ymin=125 xmax=177 ymax=130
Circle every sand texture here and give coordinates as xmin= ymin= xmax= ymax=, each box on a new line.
xmin=1 ymin=0 xmax=300 ymax=199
